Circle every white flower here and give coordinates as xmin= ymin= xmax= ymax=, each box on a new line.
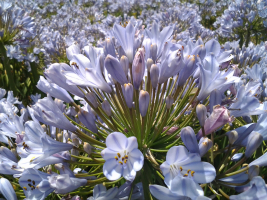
xmin=101 ymin=132 xmax=144 ymax=181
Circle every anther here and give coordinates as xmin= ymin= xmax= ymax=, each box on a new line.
xmin=117 ymin=153 xmax=121 ymax=158
xmin=119 ymin=161 xmax=123 ymax=165
xmin=184 ymin=174 xmax=188 ymax=177
xmin=191 ymin=171 xmax=195 ymax=176
xmin=23 ymin=187 xmax=27 ymax=190
xmin=115 ymin=156 xmax=118 ymax=161
xmin=180 ymin=166 xmax=183 ymax=171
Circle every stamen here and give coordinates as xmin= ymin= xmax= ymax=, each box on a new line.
xmin=191 ymin=171 xmax=195 ymax=176
xmin=125 ymin=155 xmax=128 ymax=159
xmin=23 ymin=187 xmax=27 ymax=190
xmin=124 ymin=159 xmax=127 ymax=164
xmin=119 ymin=161 xmax=123 ymax=165
xmin=27 ymin=179 xmax=31 ymax=182
xmin=115 ymin=156 xmax=118 ymax=161
xmin=180 ymin=166 xmax=183 ymax=171
xmin=117 ymin=153 xmax=121 ymax=158
xmin=187 ymin=169 xmax=191 ymax=174
xmin=32 ymin=180 xmax=35 ymax=185
xmin=184 ymin=174 xmax=188 ymax=177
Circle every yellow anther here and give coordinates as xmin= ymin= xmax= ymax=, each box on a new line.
xmin=125 ymin=155 xmax=128 ymax=159
xmin=187 ymin=169 xmax=191 ymax=174
xmin=124 ymin=159 xmax=127 ymax=164
xmin=122 ymin=157 xmax=125 ymax=161
xmin=184 ymin=174 xmax=188 ymax=177
xmin=119 ymin=161 xmax=123 ymax=165
xmin=30 ymin=157 xmax=35 ymax=163
xmin=180 ymin=166 xmax=183 ymax=171
xmin=115 ymin=156 xmax=118 ymax=161
xmin=117 ymin=153 xmax=121 ymax=158
xmin=191 ymin=171 xmax=195 ymax=176
xmin=23 ymin=187 xmax=27 ymax=190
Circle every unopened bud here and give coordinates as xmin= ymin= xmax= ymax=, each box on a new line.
xmin=104 ymin=38 xmax=116 ymax=58
xmin=180 ymin=126 xmax=199 ymax=154
xmin=248 ymin=165 xmax=259 ymax=180
xmin=196 ymin=104 xmax=207 ymax=127
xmin=165 ymin=95 xmax=174 ymax=109
xmin=245 ymin=132 xmax=263 ymax=158
xmin=132 ymin=48 xmax=145 ymax=90
xmin=102 ymin=100 xmax=112 ymax=116
xmin=150 ymin=43 xmax=157 ymax=63
xmin=105 ymin=55 xmax=128 ymax=85
xmin=41 ymin=124 xmax=47 ymax=132
xmin=84 ymin=142 xmax=92 ymax=155
xmin=99 ymin=54 xmax=105 ymax=73
xmin=78 ymin=110 xmax=98 ymax=133
xmin=198 ymin=137 xmax=212 ymax=157
xmin=120 ymin=55 xmax=129 ymax=77
xmin=123 ymin=83 xmax=134 ymax=108
xmin=57 ymin=133 xmax=63 ymax=142
xmin=139 ymin=90 xmax=150 ymax=117
xmin=72 ymin=138 xmax=79 ymax=146
xmin=150 ymin=64 xmax=159 ymax=89
xmin=147 ymin=58 xmax=153 ymax=72
xmin=228 ymin=130 xmax=238 ymax=145
xmin=85 ymin=92 xmax=98 ymax=108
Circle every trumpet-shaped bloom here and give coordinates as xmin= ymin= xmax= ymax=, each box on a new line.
xmin=230 ymin=176 xmax=267 ymax=200
xmin=19 ymin=168 xmax=54 ymax=200
xmin=87 ymin=184 xmax=118 ymax=200
xmin=160 ymin=146 xmax=216 ymax=188
xmin=150 ymin=176 xmax=211 ymax=200
xmin=101 ymin=132 xmax=144 ymax=181
xmin=113 ymin=22 xmax=135 ymax=63
xmin=30 ymin=95 xmax=76 ymax=131
xmin=48 ymin=174 xmax=87 ymax=194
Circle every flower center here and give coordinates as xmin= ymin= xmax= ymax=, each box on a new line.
xmin=23 ymin=179 xmax=37 ymax=191
xmin=114 ymin=150 xmax=129 ymax=166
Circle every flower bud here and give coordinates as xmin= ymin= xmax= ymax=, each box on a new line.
xmin=83 ymin=142 xmax=92 ymax=155
xmin=132 ymin=48 xmax=145 ymax=90
xmin=198 ymin=137 xmax=212 ymax=157
xmin=245 ymin=132 xmax=263 ymax=158
xmin=105 ymin=55 xmax=128 ymax=85
xmin=139 ymin=90 xmax=150 ymax=117
xmin=165 ymin=95 xmax=174 ymax=109
xmin=231 ymin=153 xmax=243 ymax=161
xmin=180 ymin=126 xmax=199 ymax=154
xmin=150 ymin=43 xmax=157 ymax=63
xmin=120 ymin=55 xmax=129 ymax=77
xmin=104 ymin=38 xmax=116 ymax=58
xmin=196 ymin=104 xmax=207 ymax=127
xmin=248 ymin=165 xmax=259 ymax=180
xmin=150 ymin=64 xmax=159 ymax=89
xmin=57 ymin=133 xmax=63 ymax=142
xmin=123 ymin=83 xmax=134 ymax=108
xmin=78 ymin=110 xmax=98 ymax=133
xmin=102 ymin=100 xmax=112 ymax=116
xmin=71 ymin=148 xmax=79 ymax=161
xmin=228 ymin=130 xmax=238 ymax=145
xmin=147 ymin=58 xmax=153 ymax=72
xmin=85 ymin=92 xmax=98 ymax=108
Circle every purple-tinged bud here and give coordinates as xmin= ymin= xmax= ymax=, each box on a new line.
xmin=198 ymin=137 xmax=212 ymax=157
xmin=123 ymin=83 xmax=134 ymax=108
xmin=245 ymin=132 xmax=263 ymax=158
xmin=196 ymin=104 xmax=207 ymax=127
xmin=248 ymin=165 xmax=259 ymax=180
xmin=105 ymin=55 xmax=128 ymax=85
xmin=139 ymin=90 xmax=150 ymax=117
xmin=180 ymin=126 xmax=200 ymax=154
xmin=85 ymin=93 xmax=98 ymax=108
xmin=102 ymin=100 xmax=112 ymax=116
xmin=83 ymin=142 xmax=92 ymax=155
xmin=104 ymin=38 xmax=116 ymax=58
xmin=147 ymin=58 xmax=153 ymax=72
xmin=228 ymin=130 xmax=238 ymax=145
xmin=132 ymin=48 xmax=145 ymax=90
xmin=78 ymin=110 xmax=98 ymax=133
xmin=150 ymin=43 xmax=157 ymax=63
xmin=197 ymin=105 xmax=234 ymax=139
xmin=177 ymin=55 xmax=197 ymax=86
xmin=150 ymin=64 xmax=159 ymax=89
xmin=165 ymin=95 xmax=174 ymax=109
xmin=120 ymin=55 xmax=129 ymax=77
